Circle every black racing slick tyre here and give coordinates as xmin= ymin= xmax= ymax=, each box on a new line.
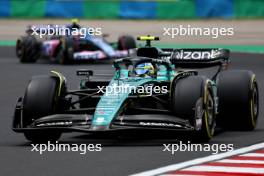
xmin=217 ymin=70 xmax=259 ymax=131
xmin=117 ymin=35 xmax=136 ymax=50
xmin=22 ymin=76 xmax=62 ymax=142
xmin=172 ymin=76 xmax=216 ymax=142
xmin=16 ymin=36 xmax=40 ymax=63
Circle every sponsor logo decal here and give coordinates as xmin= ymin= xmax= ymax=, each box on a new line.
xmin=95 ymin=117 xmax=105 ymax=123
xmin=139 ymin=122 xmax=181 ymax=128
xmin=173 ymin=49 xmax=221 ymax=60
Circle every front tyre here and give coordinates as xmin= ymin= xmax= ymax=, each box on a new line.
xmin=172 ymin=76 xmax=216 ymax=142
xmin=217 ymin=70 xmax=259 ymax=130
xmin=22 ymin=76 xmax=62 ymax=142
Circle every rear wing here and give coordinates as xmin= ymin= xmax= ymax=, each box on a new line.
xmin=168 ymin=48 xmax=230 ymax=68
xmin=137 ymin=47 xmax=230 ymax=68
xmin=136 ymin=35 xmax=230 ymax=68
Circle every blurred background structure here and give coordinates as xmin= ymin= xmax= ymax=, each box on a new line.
xmin=0 ymin=0 xmax=264 ymax=19
xmin=0 ymin=0 xmax=263 ymax=53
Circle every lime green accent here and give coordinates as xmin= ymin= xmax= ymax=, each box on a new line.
xmin=157 ymin=0 xmax=195 ymax=19
xmin=71 ymin=18 xmax=79 ymax=23
xmin=235 ymin=0 xmax=264 ymax=18
xmin=50 ymin=71 xmax=65 ymax=96
xmin=204 ymin=81 xmax=213 ymax=139
xmin=11 ymin=0 xmax=46 ymax=17
xmin=138 ymin=36 xmax=157 ymax=41
xmin=83 ymin=1 xmax=119 ymax=19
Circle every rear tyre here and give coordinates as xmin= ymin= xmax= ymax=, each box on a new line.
xmin=217 ymin=70 xmax=259 ymax=130
xmin=16 ymin=36 xmax=40 ymax=63
xmin=117 ymin=35 xmax=136 ymax=50
xmin=23 ymin=76 xmax=62 ymax=142
xmin=172 ymin=76 xmax=216 ymax=142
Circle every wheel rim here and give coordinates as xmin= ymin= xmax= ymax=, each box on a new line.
xmin=251 ymin=82 xmax=258 ymax=126
xmin=205 ymin=91 xmax=215 ymax=137
xmin=207 ymin=92 xmax=214 ymax=126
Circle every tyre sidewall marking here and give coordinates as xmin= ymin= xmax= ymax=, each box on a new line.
xmin=204 ymin=80 xmax=214 ymax=139
xmin=250 ymin=75 xmax=257 ymax=128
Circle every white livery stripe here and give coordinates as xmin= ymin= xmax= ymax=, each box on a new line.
xmin=216 ymin=159 xmax=264 ymax=164
xmin=240 ymin=153 xmax=264 ymax=157
xmin=183 ymin=165 xmax=264 ymax=173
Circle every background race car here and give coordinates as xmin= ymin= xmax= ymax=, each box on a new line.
xmin=15 ymin=22 xmax=136 ymax=64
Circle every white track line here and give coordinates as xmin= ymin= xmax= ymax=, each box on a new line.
xmin=131 ymin=142 xmax=264 ymax=176
xmin=182 ymin=165 xmax=264 ymax=173
xmin=160 ymin=174 xmax=205 ymax=176
xmin=216 ymin=159 xmax=264 ymax=164
xmin=240 ymin=153 xmax=264 ymax=157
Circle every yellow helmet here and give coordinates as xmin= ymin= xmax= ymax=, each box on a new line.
xmin=135 ymin=63 xmax=155 ymax=76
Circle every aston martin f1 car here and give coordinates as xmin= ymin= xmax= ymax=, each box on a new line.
xmin=15 ymin=25 xmax=136 ymax=64
xmin=13 ymin=36 xmax=259 ymax=142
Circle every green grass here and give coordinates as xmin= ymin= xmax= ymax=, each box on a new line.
xmin=0 ymin=40 xmax=16 ymax=46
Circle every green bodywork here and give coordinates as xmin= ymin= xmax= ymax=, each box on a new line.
xmin=84 ymin=62 xmax=217 ymax=128
xmin=91 ymin=66 xmax=176 ymax=128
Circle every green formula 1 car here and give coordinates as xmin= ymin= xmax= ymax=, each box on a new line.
xmin=13 ymin=36 xmax=259 ymax=142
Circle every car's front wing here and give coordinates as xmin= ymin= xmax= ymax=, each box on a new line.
xmin=13 ymin=113 xmax=195 ymax=134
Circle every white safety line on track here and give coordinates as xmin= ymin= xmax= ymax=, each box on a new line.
xmin=240 ymin=153 xmax=264 ymax=157
xmin=131 ymin=142 xmax=264 ymax=176
xmin=216 ymin=159 xmax=264 ymax=164
xmin=182 ymin=165 xmax=264 ymax=173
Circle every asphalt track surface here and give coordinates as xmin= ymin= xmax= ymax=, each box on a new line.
xmin=0 ymin=46 xmax=264 ymax=176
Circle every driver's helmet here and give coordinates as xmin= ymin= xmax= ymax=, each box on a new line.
xmin=135 ymin=62 xmax=155 ymax=77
